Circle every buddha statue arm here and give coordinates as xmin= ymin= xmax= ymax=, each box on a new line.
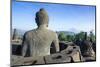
xmin=22 ymin=33 xmax=28 ymax=57
xmin=53 ymin=34 xmax=59 ymax=52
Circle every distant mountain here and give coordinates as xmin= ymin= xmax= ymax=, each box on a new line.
xmin=56 ymin=31 xmax=75 ymax=36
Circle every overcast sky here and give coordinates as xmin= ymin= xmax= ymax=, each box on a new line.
xmin=12 ymin=0 xmax=96 ymax=34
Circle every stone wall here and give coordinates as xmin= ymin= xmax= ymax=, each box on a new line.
xmin=11 ymin=41 xmax=82 ymax=66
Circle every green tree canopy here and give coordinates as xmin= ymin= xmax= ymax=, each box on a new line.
xmin=58 ymin=32 xmax=67 ymax=41
xmin=74 ymin=31 xmax=85 ymax=41
xmin=66 ymin=35 xmax=74 ymax=42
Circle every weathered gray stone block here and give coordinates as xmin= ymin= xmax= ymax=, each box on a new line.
xmin=23 ymin=56 xmax=45 ymax=65
xmin=60 ymin=45 xmax=81 ymax=62
xmin=11 ymin=55 xmax=23 ymax=66
xmin=71 ymin=51 xmax=80 ymax=62
xmin=11 ymin=56 xmax=45 ymax=66
xmin=83 ymin=56 xmax=96 ymax=61
xmin=44 ymin=53 xmax=71 ymax=64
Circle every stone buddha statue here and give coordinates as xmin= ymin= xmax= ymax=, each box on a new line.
xmin=22 ymin=8 xmax=59 ymax=58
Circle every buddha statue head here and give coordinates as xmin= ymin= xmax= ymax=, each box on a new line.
xmin=35 ymin=8 xmax=49 ymax=28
